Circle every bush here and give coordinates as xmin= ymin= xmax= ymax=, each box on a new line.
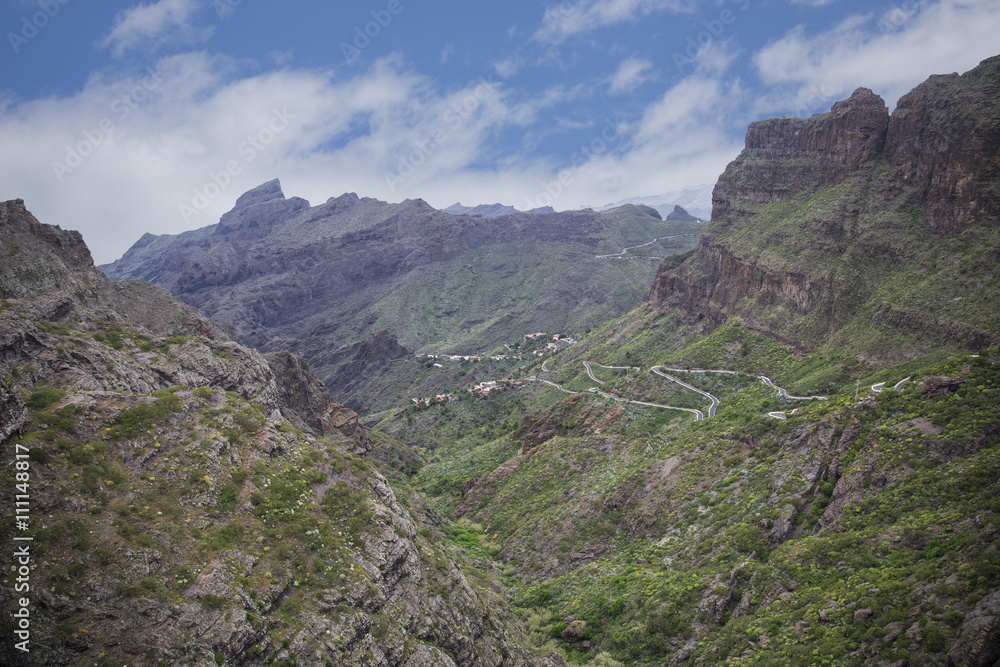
xmin=27 ymin=447 xmax=51 ymax=464
xmin=922 ymin=624 xmax=946 ymax=652
xmin=193 ymin=387 xmax=214 ymax=400
xmin=207 ymin=522 xmax=244 ymax=549
xmin=111 ymin=395 xmax=183 ymax=438
xmin=26 ymin=387 xmax=65 ymax=410
xmin=216 ymin=483 xmax=240 ymax=512
xmin=200 ymin=594 xmax=226 ymax=610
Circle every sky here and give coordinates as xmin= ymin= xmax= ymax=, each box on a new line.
xmin=1 ymin=0 xmax=998 ymax=264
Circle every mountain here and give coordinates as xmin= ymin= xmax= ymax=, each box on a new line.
xmin=442 ymin=202 xmax=556 ymax=217
xmin=365 ymin=57 xmax=1000 ymax=667
xmin=590 ymin=184 xmax=714 ymax=222
xmin=103 ymin=185 xmax=706 ymax=412
xmin=7 ymin=55 xmax=1000 ymax=667
xmin=0 ymin=200 xmax=551 ymax=666
xmin=647 ymin=56 xmax=1000 ymax=363
xmin=664 ymin=205 xmax=700 ymax=223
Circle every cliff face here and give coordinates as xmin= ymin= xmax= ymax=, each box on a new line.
xmin=648 ymin=55 xmax=1000 ymax=359
xmin=711 ymin=87 xmax=890 ymax=223
xmin=884 ymin=68 xmax=1000 ymax=234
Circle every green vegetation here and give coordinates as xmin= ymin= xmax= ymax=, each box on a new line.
xmin=26 ymin=386 xmax=66 ymax=409
xmin=110 ymin=394 xmax=184 ymax=438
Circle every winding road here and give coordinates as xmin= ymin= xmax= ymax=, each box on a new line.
xmin=758 ymin=376 xmax=828 ymax=401
xmin=427 ymin=339 xmax=916 ymax=423
xmin=651 ymin=367 xmax=721 ymax=417
xmin=528 ymin=374 xmax=705 ymax=419
xmin=595 ymin=234 xmax=699 ymax=260
xmin=583 ymin=361 xmax=639 ymax=384
xmin=541 ymin=362 xmax=836 ymax=422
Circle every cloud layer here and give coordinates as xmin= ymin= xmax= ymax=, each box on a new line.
xmin=0 ymin=0 xmax=998 ymax=264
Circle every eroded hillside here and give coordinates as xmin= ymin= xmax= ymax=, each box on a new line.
xmin=0 ymin=201 xmax=553 ymax=667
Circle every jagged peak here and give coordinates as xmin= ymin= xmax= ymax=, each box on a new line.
xmin=665 ymin=205 xmax=699 ymax=222
xmin=325 ymin=192 xmax=361 ymax=206
xmin=830 ymin=87 xmax=887 ymax=117
xmin=233 ymin=178 xmax=285 ymax=210
xmin=401 ymin=198 xmax=435 ymax=211
xmin=0 ymin=198 xmax=94 ymax=270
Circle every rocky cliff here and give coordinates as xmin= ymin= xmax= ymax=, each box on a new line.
xmin=647 ymin=56 xmax=1000 ymax=360
xmin=0 ymin=204 xmax=552 ymax=666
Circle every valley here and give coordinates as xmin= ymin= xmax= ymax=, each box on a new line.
xmin=2 ymin=55 xmax=1000 ymax=667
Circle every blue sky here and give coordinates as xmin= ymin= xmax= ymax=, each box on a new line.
xmin=1 ymin=0 xmax=998 ymax=263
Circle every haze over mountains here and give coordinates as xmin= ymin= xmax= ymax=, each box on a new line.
xmin=2 ymin=56 xmax=1000 ymax=667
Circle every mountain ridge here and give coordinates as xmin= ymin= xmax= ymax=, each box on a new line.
xmin=647 ymin=55 xmax=1000 ymax=362
xmin=103 ymin=186 xmax=706 ymax=412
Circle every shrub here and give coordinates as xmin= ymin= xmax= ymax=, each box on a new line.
xmin=217 ymin=483 xmax=240 ymax=512
xmin=207 ymin=522 xmax=244 ymax=549
xmin=27 ymin=447 xmax=51 ymax=464
xmin=26 ymin=387 xmax=65 ymax=410
xmin=200 ymin=594 xmax=226 ymax=610
xmin=922 ymin=625 xmax=946 ymax=652
xmin=110 ymin=395 xmax=183 ymax=438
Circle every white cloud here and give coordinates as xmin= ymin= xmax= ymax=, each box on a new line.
xmin=493 ymin=56 xmax=522 ymax=78
xmin=754 ymin=0 xmax=1000 ymax=112
xmin=514 ymin=71 xmax=744 ymax=212
xmin=100 ymin=0 xmax=210 ymax=57
xmin=439 ymin=44 xmax=455 ymax=65
xmin=0 ymin=54 xmax=543 ymax=263
xmin=270 ymin=49 xmax=294 ymax=66
xmin=608 ymin=57 xmax=654 ymax=94
xmin=789 ymin=0 xmax=837 ymax=6
xmin=536 ymin=0 xmax=695 ymax=42
xmin=0 ymin=42 xmax=741 ymax=263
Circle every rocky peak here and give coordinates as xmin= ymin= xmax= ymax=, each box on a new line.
xmin=647 ymin=56 xmax=1000 ymax=359
xmin=742 ymin=87 xmax=889 ymax=166
xmin=353 ymin=330 xmax=411 ymax=365
xmin=232 ymin=178 xmax=285 ymax=209
xmin=635 ymin=204 xmax=662 ymax=220
xmin=665 ymin=205 xmax=699 ymax=222
xmin=1 ymin=199 xmax=94 ymax=270
xmin=713 ymin=88 xmax=889 ymax=220
xmin=218 ymin=179 xmax=310 ymax=238
xmin=884 ymin=55 xmax=1000 ymax=233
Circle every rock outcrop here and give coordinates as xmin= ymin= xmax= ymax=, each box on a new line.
xmin=665 ymin=205 xmax=700 ymax=222
xmin=711 ymin=87 xmax=889 ymax=223
xmin=0 ymin=376 xmax=26 ymax=441
xmin=647 ymin=56 xmax=1000 ymax=360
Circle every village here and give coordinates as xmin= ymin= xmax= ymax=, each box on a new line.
xmin=410 ymin=332 xmax=578 ymax=405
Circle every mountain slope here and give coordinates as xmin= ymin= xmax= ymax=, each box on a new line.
xmin=0 ymin=202 xmax=554 ymax=667
xmin=361 ymin=58 xmax=1000 ymax=666
xmin=104 ymin=184 xmax=706 ymax=411
xmin=647 ymin=56 xmax=1000 ymax=362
